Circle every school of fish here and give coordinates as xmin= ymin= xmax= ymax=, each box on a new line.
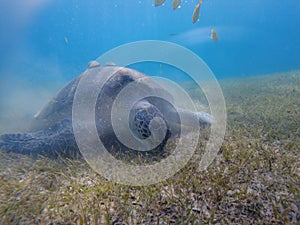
xmin=154 ymin=0 xmax=218 ymax=42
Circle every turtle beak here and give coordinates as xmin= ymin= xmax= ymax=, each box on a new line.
xmin=148 ymin=116 xmax=171 ymax=146
xmin=197 ymin=111 xmax=214 ymax=127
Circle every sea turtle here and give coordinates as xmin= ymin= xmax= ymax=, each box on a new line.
xmin=0 ymin=62 xmax=213 ymax=158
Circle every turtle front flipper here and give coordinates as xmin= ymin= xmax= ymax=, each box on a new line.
xmin=0 ymin=120 xmax=79 ymax=158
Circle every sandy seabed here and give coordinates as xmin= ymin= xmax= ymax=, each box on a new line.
xmin=0 ymin=70 xmax=299 ymax=224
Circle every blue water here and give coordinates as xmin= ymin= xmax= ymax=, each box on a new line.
xmin=0 ymin=0 xmax=300 ymax=133
xmin=1 ymin=0 xmax=300 ymax=79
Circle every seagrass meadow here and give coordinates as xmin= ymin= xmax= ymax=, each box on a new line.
xmin=0 ymin=70 xmax=299 ymax=224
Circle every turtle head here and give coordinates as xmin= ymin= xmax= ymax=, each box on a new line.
xmin=129 ymin=100 xmax=171 ymax=149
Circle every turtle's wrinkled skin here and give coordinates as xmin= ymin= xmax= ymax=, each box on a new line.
xmin=0 ymin=62 xmax=212 ymax=158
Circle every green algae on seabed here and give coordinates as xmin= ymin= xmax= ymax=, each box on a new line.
xmin=0 ymin=70 xmax=299 ymax=224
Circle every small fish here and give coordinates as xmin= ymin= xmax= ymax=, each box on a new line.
xmin=154 ymin=0 xmax=165 ymax=7
xmin=192 ymin=3 xmax=201 ymax=24
xmin=64 ymin=36 xmax=69 ymax=44
xmin=210 ymin=28 xmax=218 ymax=42
xmin=172 ymin=0 xmax=181 ymax=10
